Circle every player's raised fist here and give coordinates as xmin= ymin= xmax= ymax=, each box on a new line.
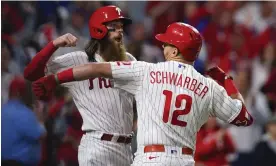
xmin=53 ymin=33 xmax=78 ymax=47
xmin=32 ymin=75 xmax=58 ymax=100
xmin=206 ymin=66 xmax=232 ymax=86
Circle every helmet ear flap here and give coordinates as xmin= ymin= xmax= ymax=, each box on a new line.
xmin=90 ymin=24 xmax=108 ymax=40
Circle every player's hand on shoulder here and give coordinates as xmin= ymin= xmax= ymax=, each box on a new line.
xmin=53 ymin=33 xmax=78 ymax=48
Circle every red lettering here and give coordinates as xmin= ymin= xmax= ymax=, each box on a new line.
xmin=200 ymin=86 xmax=209 ymax=99
xmin=189 ymin=79 xmax=198 ymax=91
xmin=150 ymin=71 xmax=156 ymax=84
xmin=162 ymin=72 xmax=168 ymax=84
xmin=195 ymin=83 xmax=203 ymax=95
xmin=98 ymin=77 xmax=111 ymax=89
xmin=169 ymin=72 xmax=178 ymax=85
xmin=116 ymin=61 xmax=131 ymax=66
xmin=89 ymin=78 xmax=95 ymax=90
xmin=156 ymin=71 xmax=161 ymax=84
xmin=183 ymin=77 xmax=191 ymax=89
xmin=176 ymin=74 xmax=183 ymax=87
xmin=106 ymin=79 xmax=112 ymax=88
xmin=162 ymin=90 xmax=192 ymax=127
xmin=99 ymin=77 xmax=104 ymax=89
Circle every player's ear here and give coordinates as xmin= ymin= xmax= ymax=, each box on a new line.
xmin=172 ymin=47 xmax=179 ymax=57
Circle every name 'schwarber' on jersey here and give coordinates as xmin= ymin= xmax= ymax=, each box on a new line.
xmin=150 ymin=71 xmax=209 ymax=99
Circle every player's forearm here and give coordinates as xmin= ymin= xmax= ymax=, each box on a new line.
xmin=224 ymin=79 xmax=245 ymax=103
xmin=224 ymin=78 xmax=253 ymax=126
xmin=73 ymin=63 xmax=112 ymax=80
xmin=55 ymin=63 xmax=112 ymax=84
xmin=24 ymin=41 xmax=58 ymax=81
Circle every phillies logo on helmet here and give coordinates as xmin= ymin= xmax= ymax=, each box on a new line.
xmin=115 ymin=7 xmax=121 ymax=15
xmin=89 ymin=5 xmax=132 ymax=39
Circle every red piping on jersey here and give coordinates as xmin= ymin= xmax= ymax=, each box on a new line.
xmin=24 ymin=41 xmax=58 ymax=81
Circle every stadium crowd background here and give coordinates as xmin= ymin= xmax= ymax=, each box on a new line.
xmin=1 ymin=1 xmax=276 ymax=166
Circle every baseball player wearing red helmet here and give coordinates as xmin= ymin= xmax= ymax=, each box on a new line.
xmin=32 ymin=22 xmax=253 ymax=165
xmin=24 ymin=5 xmax=136 ymax=166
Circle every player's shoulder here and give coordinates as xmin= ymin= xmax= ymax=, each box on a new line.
xmin=63 ymin=51 xmax=88 ymax=59
xmin=51 ymin=51 xmax=88 ymax=61
xmin=139 ymin=61 xmax=170 ymax=71
xmin=151 ymin=61 xmax=178 ymax=69
xmin=189 ymin=66 xmax=218 ymax=87
xmin=126 ymin=52 xmax=137 ymax=61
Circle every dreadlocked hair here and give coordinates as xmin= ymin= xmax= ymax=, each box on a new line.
xmin=85 ymin=35 xmax=111 ymax=62
xmin=85 ymin=38 xmax=99 ymax=62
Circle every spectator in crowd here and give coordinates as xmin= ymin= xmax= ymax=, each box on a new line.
xmin=1 ymin=77 xmax=46 ymax=166
xmin=203 ymin=2 xmax=235 ymax=66
xmin=195 ymin=117 xmax=235 ymax=166
xmin=41 ymin=86 xmax=68 ymax=166
xmin=35 ymin=22 xmax=59 ymax=49
xmin=127 ymin=22 xmax=164 ymax=63
xmin=229 ymin=63 xmax=271 ymax=166
xmin=57 ymin=8 xmax=89 ymax=55
xmin=252 ymin=115 xmax=276 ymax=166
xmin=56 ymin=109 xmax=84 ymax=166
xmin=261 ymin=69 xmax=276 ymax=114
xmin=251 ymin=42 xmax=276 ymax=94
xmin=1 ymin=44 xmax=14 ymax=105
xmin=145 ymin=1 xmax=184 ymax=45
xmin=234 ymin=1 xmax=275 ymax=35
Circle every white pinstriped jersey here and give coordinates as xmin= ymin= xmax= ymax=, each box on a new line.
xmin=110 ymin=61 xmax=242 ymax=150
xmin=45 ymin=51 xmax=136 ymax=134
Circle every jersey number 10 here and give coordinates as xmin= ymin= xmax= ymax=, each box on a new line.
xmin=162 ymin=90 xmax=192 ymax=127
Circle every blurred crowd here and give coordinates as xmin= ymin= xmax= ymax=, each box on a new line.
xmin=1 ymin=1 xmax=276 ymax=166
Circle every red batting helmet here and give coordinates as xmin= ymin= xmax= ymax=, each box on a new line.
xmin=89 ymin=5 xmax=132 ymax=39
xmin=155 ymin=22 xmax=202 ymax=62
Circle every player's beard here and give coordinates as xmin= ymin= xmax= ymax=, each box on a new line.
xmin=99 ymin=37 xmax=128 ymax=62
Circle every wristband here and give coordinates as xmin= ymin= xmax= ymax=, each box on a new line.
xmin=56 ymin=68 xmax=75 ymax=84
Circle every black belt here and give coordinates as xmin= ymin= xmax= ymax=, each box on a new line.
xmin=85 ymin=130 xmax=132 ymax=144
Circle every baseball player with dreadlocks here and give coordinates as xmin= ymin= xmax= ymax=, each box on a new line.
xmin=32 ymin=22 xmax=254 ymax=165
xmin=24 ymin=5 xmax=136 ymax=166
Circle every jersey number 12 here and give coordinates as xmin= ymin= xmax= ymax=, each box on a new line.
xmin=162 ymin=90 xmax=192 ymax=127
